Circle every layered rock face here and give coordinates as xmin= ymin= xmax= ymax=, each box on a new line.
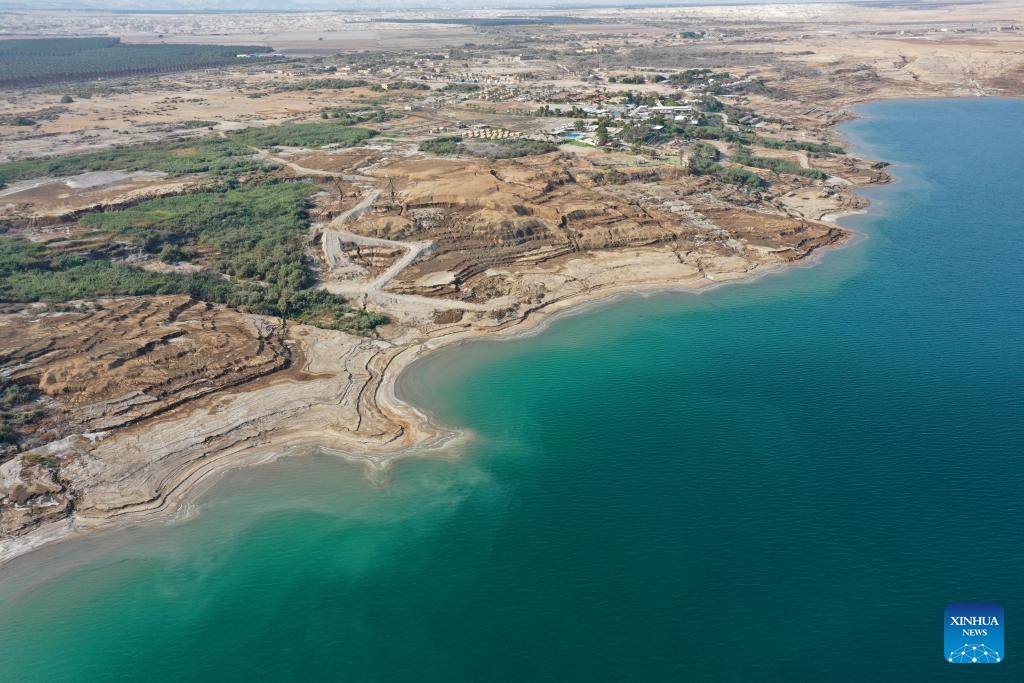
xmin=0 ymin=296 xmax=291 ymax=536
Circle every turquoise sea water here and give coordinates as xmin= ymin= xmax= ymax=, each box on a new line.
xmin=1 ymin=99 xmax=1022 ymax=681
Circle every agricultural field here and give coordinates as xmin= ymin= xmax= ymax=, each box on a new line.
xmin=0 ymin=37 xmax=274 ymax=88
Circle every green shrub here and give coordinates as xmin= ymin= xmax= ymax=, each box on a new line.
xmin=371 ymin=80 xmax=429 ymax=91
xmin=289 ymin=289 xmax=389 ymax=333
xmin=319 ymin=108 xmax=392 ymax=125
xmin=717 ymin=166 xmax=766 ymax=188
xmin=688 ymin=156 xmax=765 ymax=188
xmin=0 ymin=183 xmax=385 ymax=334
xmin=419 ymin=136 xmax=463 ymax=155
xmin=732 ymin=147 xmax=827 ymax=180
xmin=274 ymin=78 xmax=368 ymax=92
xmin=0 ymin=138 xmax=265 ymax=184
xmin=230 ymin=123 xmax=375 ymax=149
xmin=478 ymin=139 xmax=559 ymax=159
xmin=692 ymin=142 xmax=719 ymax=161
xmin=758 ymin=137 xmax=845 ymax=155
xmin=81 ymin=182 xmax=317 ymax=287
xmin=441 ymin=83 xmax=481 ymax=92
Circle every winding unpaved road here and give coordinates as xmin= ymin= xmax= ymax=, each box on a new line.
xmin=321 ymin=200 xmax=491 ymax=312
xmin=320 ymin=189 xmax=384 ymax=271
xmin=319 ymin=187 xmax=437 ymax=296
xmin=254 ymin=149 xmax=371 ymax=183
xmin=253 ymin=147 xmax=497 ymax=313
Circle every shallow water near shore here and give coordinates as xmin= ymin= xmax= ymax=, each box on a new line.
xmin=1 ymin=98 xmax=1022 ymax=680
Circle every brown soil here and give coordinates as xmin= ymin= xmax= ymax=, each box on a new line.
xmin=0 ymin=296 xmax=290 ymax=452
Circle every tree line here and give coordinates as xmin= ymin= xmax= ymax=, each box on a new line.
xmin=0 ymin=37 xmax=275 ymax=88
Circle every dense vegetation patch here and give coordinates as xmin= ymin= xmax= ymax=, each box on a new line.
xmin=0 ymin=138 xmax=265 ymax=184
xmin=419 ymin=136 xmax=463 ymax=155
xmin=666 ymin=68 xmax=717 ymax=86
xmin=691 ymin=142 xmax=720 ymax=162
xmin=0 ymin=183 xmax=386 ymax=334
xmin=758 ymin=137 xmax=845 ymax=155
xmin=274 ymin=78 xmax=368 ymax=92
xmin=608 ymin=74 xmax=648 ymax=84
xmin=230 ymin=123 xmax=376 ymax=149
xmin=318 ymin=108 xmax=392 ymax=125
xmin=0 ymin=255 xmax=235 ymax=305
xmin=0 ymin=37 xmax=274 ymax=88
xmin=80 ymin=182 xmax=315 ymax=286
xmin=371 ymin=80 xmax=430 ymax=92
xmin=441 ymin=83 xmax=481 ymax=93
xmin=0 ymin=121 xmax=377 ymax=186
xmin=688 ymin=152 xmax=766 ymax=189
xmin=0 ymin=235 xmax=235 ymax=303
xmin=289 ymin=289 xmax=387 ymax=333
xmin=731 ymin=147 xmax=827 ymax=180
xmin=475 ymin=139 xmax=561 ymax=159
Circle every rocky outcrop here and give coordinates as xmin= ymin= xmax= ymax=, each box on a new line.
xmin=0 ymin=296 xmax=291 ymax=455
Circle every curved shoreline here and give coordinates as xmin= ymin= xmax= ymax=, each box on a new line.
xmin=0 ymin=147 xmax=878 ymax=569
xmin=391 ymin=223 xmax=864 ymax=434
xmin=0 ymin=220 xmax=863 ymax=568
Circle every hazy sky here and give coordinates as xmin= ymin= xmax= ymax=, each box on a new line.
xmin=0 ymin=0 xmax=854 ymax=10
